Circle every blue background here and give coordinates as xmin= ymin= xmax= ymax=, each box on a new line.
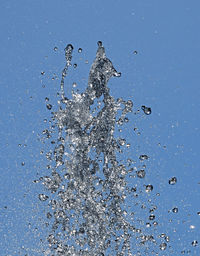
xmin=0 ymin=0 xmax=200 ymax=255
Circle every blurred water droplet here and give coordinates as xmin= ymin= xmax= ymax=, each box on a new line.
xmin=137 ymin=169 xmax=146 ymax=178
xmin=160 ymin=242 xmax=167 ymax=250
xmin=54 ymin=47 xmax=58 ymax=51
xmin=169 ymin=177 xmax=177 ymax=185
xmin=149 ymin=214 xmax=155 ymax=220
xmin=172 ymin=207 xmax=178 ymax=213
xmin=146 ymin=184 xmax=153 ymax=192
xmin=46 ymin=104 xmax=52 ymax=110
xmin=133 ymin=50 xmax=138 ymax=54
xmin=191 ymin=240 xmax=198 ymax=247
xmin=78 ymin=48 xmax=82 ymax=53
xmin=41 ymin=71 xmax=45 ymax=75
xmin=139 ymin=154 xmax=149 ymax=161
xmin=165 ymin=236 xmax=170 ymax=242
xmin=141 ymin=105 xmax=151 ymax=115
xmin=39 ymin=194 xmax=49 ymax=201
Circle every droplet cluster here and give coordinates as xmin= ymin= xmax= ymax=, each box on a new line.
xmin=37 ymin=42 xmax=199 ymax=255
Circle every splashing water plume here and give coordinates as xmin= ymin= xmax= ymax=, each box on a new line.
xmin=39 ymin=42 xmax=170 ymax=256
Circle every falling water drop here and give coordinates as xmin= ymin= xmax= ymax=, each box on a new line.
xmin=141 ymin=105 xmax=151 ymax=115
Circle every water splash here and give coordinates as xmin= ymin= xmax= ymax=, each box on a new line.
xmin=39 ymin=42 xmax=168 ymax=256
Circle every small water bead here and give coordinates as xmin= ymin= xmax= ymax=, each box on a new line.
xmin=46 ymin=104 xmax=52 ymax=110
xmin=73 ymin=63 xmax=77 ymax=68
xmin=146 ymin=185 xmax=153 ymax=192
xmin=136 ymin=169 xmax=146 ymax=178
xmin=139 ymin=154 xmax=149 ymax=161
xmin=159 ymin=242 xmax=167 ymax=251
xmin=21 ymin=162 xmax=25 ymax=166
xmin=141 ymin=105 xmax=151 ymax=115
xmin=78 ymin=48 xmax=82 ymax=53
xmin=47 ymin=212 xmax=52 ymax=219
xmin=124 ymin=117 xmax=129 ymax=123
xmin=169 ymin=177 xmax=177 ymax=185
xmin=54 ymin=47 xmax=58 ymax=51
xmin=39 ymin=194 xmax=49 ymax=201
xmin=191 ymin=240 xmax=198 ymax=247
xmin=172 ymin=207 xmax=178 ymax=213
xmin=72 ymin=82 xmax=77 ymax=88
xmin=118 ymin=138 xmax=126 ymax=146
xmin=149 ymin=214 xmax=155 ymax=220
xmin=146 ymin=223 xmax=151 ymax=228
xmin=133 ymin=50 xmax=138 ymax=55
xmin=45 ymin=97 xmax=49 ymax=102
xmin=41 ymin=71 xmax=45 ymax=75
xmin=197 ymin=212 xmax=200 ymax=215
xmin=165 ymin=236 xmax=170 ymax=242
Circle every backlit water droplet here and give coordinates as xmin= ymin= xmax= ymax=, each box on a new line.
xmin=137 ymin=169 xmax=146 ymax=178
xmin=172 ymin=207 xmax=178 ymax=213
xmin=169 ymin=177 xmax=177 ymax=185
xmin=160 ymin=242 xmax=167 ymax=250
xmin=139 ymin=154 xmax=149 ymax=161
xmin=38 ymin=194 xmax=49 ymax=201
xmin=46 ymin=104 xmax=52 ymax=110
xmin=191 ymin=240 xmax=198 ymax=247
xmin=141 ymin=105 xmax=151 ymax=115
xmin=145 ymin=184 xmax=153 ymax=192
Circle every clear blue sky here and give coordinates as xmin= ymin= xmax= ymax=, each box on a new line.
xmin=0 ymin=0 xmax=200 ymax=255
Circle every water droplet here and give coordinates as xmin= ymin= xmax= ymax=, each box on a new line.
xmin=38 ymin=194 xmax=49 ymax=201
xmin=73 ymin=63 xmax=77 ymax=68
xmin=118 ymin=138 xmax=126 ymax=146
xmin=47 ymin=212 xmax=52 ymax=219
xmin=137 ymin=169 xmax=146 ymax=178
xmin=97 ymin=41 xmax=103 ymax=47
xmin=191 ymin=240 xmax=198 ymax=247
xmin=149 ymin=214 xmax=155 ymax=220
xmin=172 ymin=207 xmax=178 ymax=213
xmin=46 ymin=104 xmax=52 ymax=110
xmin=146 ymin=184 xmax=153 ymax=192
xmin=197 ymin=212 xmax=200 ymax=215
xmin=78 ymin=48 xmax=82 ymax=53
xmin=160 ymin=242 xmax=167 ymax=251
xmin=21 ymin=162 xmax=25 ymax=166
xmin=54 ymin=47 xmax=58 ymax=51
xmin=165 ymin=236 xmax=170 ymax=242
xmin=169 ymin=177 xmax=177 ymax=185
xmin=146 ymin=223 xmax=151 ymax=228
xmin=72 ymin=82 xmax=77 ymax=88
xmin=133 ymin=50 xmax=138 ymax=54
xmin=139 ymin=154 xmax=149 ymax=161
xmin=141 ymin=105 xmax=151 ymax=115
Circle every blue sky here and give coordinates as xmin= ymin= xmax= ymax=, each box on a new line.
xmin=0 ymin=0 xmax=200 ymax=255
